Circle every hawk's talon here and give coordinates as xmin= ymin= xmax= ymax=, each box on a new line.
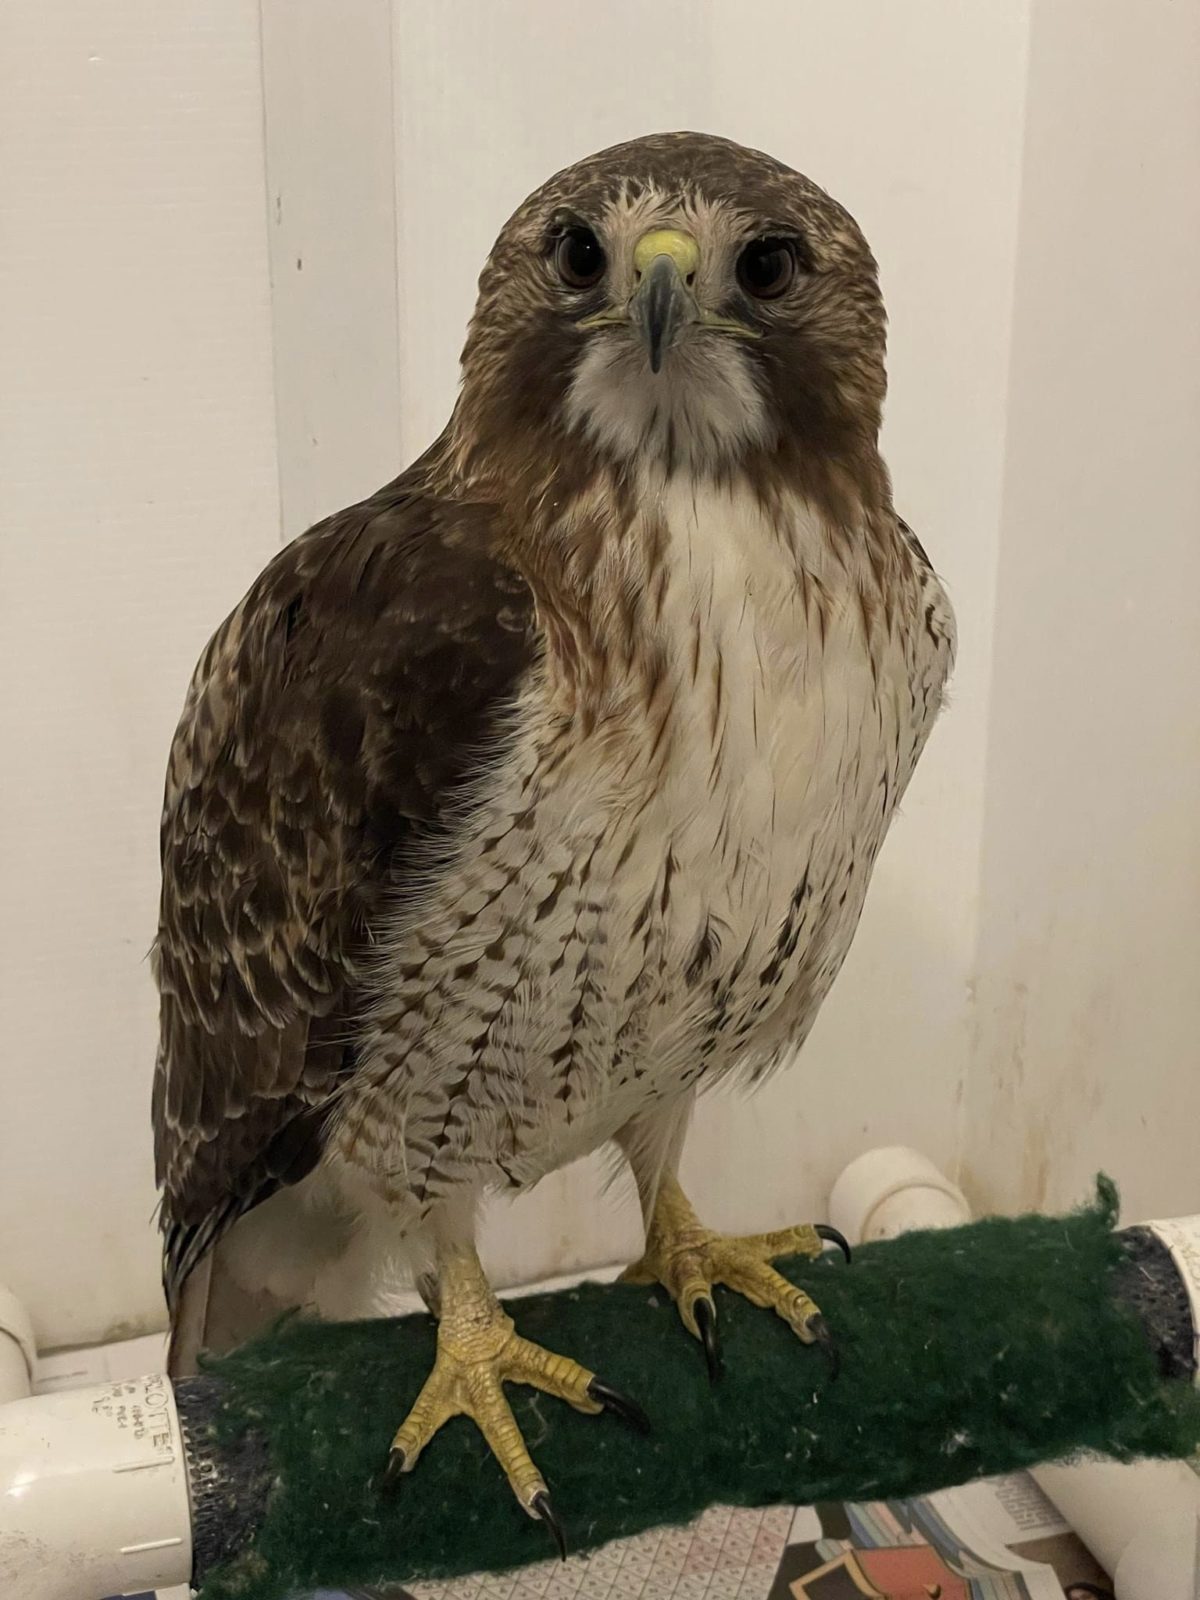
xmin=532 ymin=1489 xmax=568 ymax=1560
xmin=587 ymin=1376 xmax=652 ymax=1434
xmin=692 ymin=1295 xmax=724 ymax=1383
xmin=806 ymin=1313 xmax=840 ymax=1380
xmin=627 ymin=1175 xmax=836 ymax=1372
xmin=383 ymin=1244 xmax=635 ymax=1520
xmin=378 ymin=1445 xmax=408 ymax=1492
xmin=815 ymin=1224 xmax=852 ymax=1264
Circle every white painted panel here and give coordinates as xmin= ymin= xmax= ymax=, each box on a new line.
xmin=392 ymin=1 xmax=1031 ymax=1281
xmin=260 ymin=0 xmax=403 ymax=536
xmin=0 ymin=2 xmax=280 ymax=1347
xmin=964 ymin=0 xmax=1200 ymax=1223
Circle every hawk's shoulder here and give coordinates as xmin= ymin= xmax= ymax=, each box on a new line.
xmin=152 ymin=472 xmax=536 ymax=1306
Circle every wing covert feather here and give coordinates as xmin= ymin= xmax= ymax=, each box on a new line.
xmin=152 ymin=476 xmax=534 ymax=1305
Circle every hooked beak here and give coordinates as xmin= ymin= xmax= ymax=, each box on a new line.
xmin=576 ymin=226 xmax=761 ymax=367
xmin=630 ymin=253 xmax=697 ymax=374
xmin=628 ymin=229 xmax=700 ymax=374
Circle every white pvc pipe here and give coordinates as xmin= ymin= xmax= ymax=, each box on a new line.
xmin=828 ymin=1145 xmax=971 ymax=1244
xmin=0 ymin=1371 xmax=192 ymax=1600
xmin=0 ymin=1284 xmax=36 ymax=1406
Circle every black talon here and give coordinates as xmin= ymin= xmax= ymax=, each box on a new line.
xmin=532 ymin=1489 xmax=568 ymax=1561
xmin=806 ymin=1313 xmax=840 ymax=1380
xmin=588 ymin=1377 xmax=652 ymax=1435
xmin=815 ymin=1224 xmax=852 ymax=1264
xmin=378 ymin=1446 xmax=407 ymax=1491
xmin=692 ymin=1296 xmax=723 ymax=1383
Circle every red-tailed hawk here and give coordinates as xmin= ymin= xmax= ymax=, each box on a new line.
xmin=152 ymin=132 xmax=955 ymax=1548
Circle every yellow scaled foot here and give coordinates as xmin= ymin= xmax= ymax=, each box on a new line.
xmin=384 ymin=1244 xmax=648 ymax=1552
xmin=622 ymin=1175 xmax=848 ymax=1378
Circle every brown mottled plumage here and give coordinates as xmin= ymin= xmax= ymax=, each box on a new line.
xmin=153 ymin=133 xmax=954 ymax=1511
xmin=152 ymin=481 xmax=536 ymax=1309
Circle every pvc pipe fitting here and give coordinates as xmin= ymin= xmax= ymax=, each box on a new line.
xmin=828 ymin=1146 xmax=971 ymax=1245
xmin=0 ymin=1372 xmax=193 ymax=1599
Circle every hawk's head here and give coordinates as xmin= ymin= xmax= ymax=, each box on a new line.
xmin=454 ymin=132 xmax=887 ymax=493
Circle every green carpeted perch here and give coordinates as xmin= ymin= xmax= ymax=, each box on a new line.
xmin=178 ymin=1184 xmax=1200 ymax=1600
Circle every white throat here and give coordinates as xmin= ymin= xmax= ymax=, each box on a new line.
xmin=565 ymin=334 xmax=771 ymax=474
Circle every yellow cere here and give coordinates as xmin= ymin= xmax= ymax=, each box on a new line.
xmin=632 ymin=228 xmax=701 ymax=279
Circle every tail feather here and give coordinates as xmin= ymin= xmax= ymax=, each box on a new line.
xmin=166 ymin=1250 xmax=212 ymax=1378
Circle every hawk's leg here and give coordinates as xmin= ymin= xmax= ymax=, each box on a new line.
xmin=384 ymin=1239 xmax=648 ymax=1550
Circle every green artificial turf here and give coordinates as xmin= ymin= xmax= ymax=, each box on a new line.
xmin=195 ymin=1181 xmax=1200 ymax=1599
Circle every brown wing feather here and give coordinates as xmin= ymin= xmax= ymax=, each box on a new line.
xmin=152 ymin=469 xmax=535 ymax=1310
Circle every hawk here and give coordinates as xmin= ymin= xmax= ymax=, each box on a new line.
xmin=152 ymin=132 xmax=955 ymax=1543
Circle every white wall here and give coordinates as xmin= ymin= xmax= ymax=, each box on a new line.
xmin=259 ymin=0 xmax=404 ymax=535
xmin=963 ymin=0 xmax=1200 ymax=1223
xmin=0 ymin=2 xmax=281 ymax=1347
xmin=3 ymin=1 xmax=1194 ymax=1351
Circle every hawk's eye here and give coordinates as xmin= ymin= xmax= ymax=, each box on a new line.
xmin=555 ymin=226 xmax=606 ymax=289
xmin=736 ymin=237 xmax=798 ymax=300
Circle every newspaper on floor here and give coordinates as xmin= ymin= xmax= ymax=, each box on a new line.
xmin=320 ymin=1471 xmax=1112 ymax=1600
